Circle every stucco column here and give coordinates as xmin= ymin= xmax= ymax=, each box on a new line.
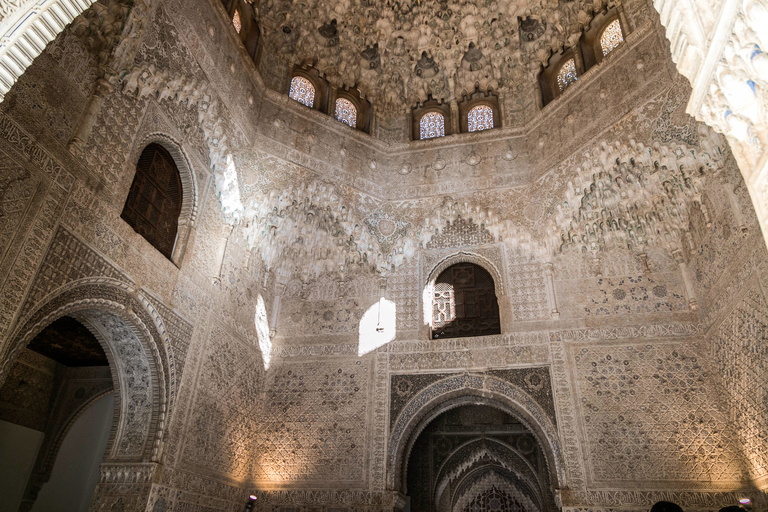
xmin=673 ymin=249 xmax=698 ymax=311
xmin=68 ymin=78 xmax=114 ymax=153
xmin=450 ymin=99 xmax=459 ymax=135
xmin=269 ymin=280 xmax=287 ymax=338
xmin=543 ymin=262 xmax=560 ymax=319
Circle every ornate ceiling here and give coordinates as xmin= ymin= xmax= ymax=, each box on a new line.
xmin=258 ymin=0 xmax=611 ymax=112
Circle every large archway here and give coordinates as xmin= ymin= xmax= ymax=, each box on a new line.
xmin=0 ymin=277 xmax=175 ymax=474
xmin=387 ymin=373 xmax=567 ymax=501
xmin=0 ymin=278 xmax=176 ymax=509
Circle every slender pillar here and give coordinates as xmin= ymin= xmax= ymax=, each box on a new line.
xmin=213 ymin=224 xmax=235 ymax=286
xmin=673 ymin=249 xmax=698 ymax=311
xmin=543 ymin=262 xmax=560 ymax=319
xmin=68 ymin=78 xmax=114 ymax=153
xmin=723 ymin=182 xmax=749 ymax=236
xmin=449 ymin=99 xmax=460 ymax=135
xmin=269 ymin=281 xmax=287 ymax=338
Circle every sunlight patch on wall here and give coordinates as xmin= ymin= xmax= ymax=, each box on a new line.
xmin=358 ymin=299 xmax=396 ymax=356
xmin=255 ymin=294 xmax=272 ymax=369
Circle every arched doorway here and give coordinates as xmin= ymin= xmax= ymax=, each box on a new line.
xmin=388 ymin=373 xmax=566 ymax=505
xmin=406 ymin=404 xmax=556 ymax=512
xmin=0 ymin=279 xmax=174 ymax=511
xmin=0 ymin=315 xmax=114 ymax=512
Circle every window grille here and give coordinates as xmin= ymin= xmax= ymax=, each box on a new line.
xmin=432 ymin=263 xmax=501 ymax=339
xmin=289 ymin=76 xmax=315 ymax=107
xmin=468 ymin=105 xmax=494 ymax=132
xmin=420 ymin=112 xmax=445 ymax=139
xmin=233 ymin=10 xmax=242 ymax=33
xmin=600 ymin=19 xmax=623 ymax=56
xmin=335 ymin=98 xmax=357 ymax=127
xmin=556 ymin=58 xmax=577 ymax=93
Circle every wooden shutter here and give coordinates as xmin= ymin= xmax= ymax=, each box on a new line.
xmin=121 ymin=144 xmax=183 ymax=260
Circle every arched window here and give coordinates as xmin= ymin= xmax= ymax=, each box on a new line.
xmin=599 ymin=19 xmax=624 ymax=56
xmin=121 ymin=144 xmax=183 ymax=260
xmin=335 ymin=98 xmax=357 ymax=127
xmin=467 ymin=105 xmax=494 ymax=132
xmin=289 ymin=76 xmax=315 ymax=107
xmin=556 ymin=58 xmax=577 ymax=93
xmin=232 ymin=9 xmax=242 ymax=33
xmin=432 ymin=263 xmax=501 ymax=339
xmin=420 ymin=112 xmax=445 ymax=140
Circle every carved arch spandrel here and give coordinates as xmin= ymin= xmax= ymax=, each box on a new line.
xmin=1 ymin=278 xmax=176 ymax=463
xmin=386 ymin=373 xmax=566 ymax=494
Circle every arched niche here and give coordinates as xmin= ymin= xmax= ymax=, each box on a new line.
xmin=1 ymin=278 xmax=175 ymax=464
xmin=127 ymin=133 xmax=199 ymax=267
xmin=387 ymin=373 xmax=567 ymax=497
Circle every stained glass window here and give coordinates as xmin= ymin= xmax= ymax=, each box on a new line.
xmin=467 ymin=105 xmax=494 ymax=132
xmin=335 ymin=98 xmax=357 ymax=127
xmin=233 ymin=10 xmax=242 ymax=33
xmin=420 ymin=112 xmax=445 ymax=139
xmin=600 ymin=19 xmax=623 ymax=56
xmin=556 ymin=58 xmax=577 ymax=93
xmin=289 ymin=76 xmax=315 ymax=107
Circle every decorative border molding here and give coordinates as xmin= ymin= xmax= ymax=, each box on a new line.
xmin=0 ymin=0 xmax=97 ymax=100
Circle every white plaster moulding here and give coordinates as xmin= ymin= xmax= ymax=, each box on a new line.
xmin=0 ymin=0 xmax=96 ymax=100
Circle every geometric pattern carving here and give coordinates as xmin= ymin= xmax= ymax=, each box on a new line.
xmin=0 ymin=159 xmax=36 ymax=261
xmin=254 ymin=360 xmax=369 ymax=483
xmin=710 ymin=286 xmax=768 ymax=481
xmin=458 ymin=481 xmax=536 ymax=512
xmin=21 ymin=227 xmax=126 ymax=318
xmin=182 ymin=323 xmax=264 ymax=479
xmin=572 ymin=342 xmax=745 ymax=482
xmin=557 ymin=274 xmax=688 ymax=317
xmin=390 ymin=367 xmax=557 ymax=431
xmin=388 ymin=372 xmax=565 ymax=492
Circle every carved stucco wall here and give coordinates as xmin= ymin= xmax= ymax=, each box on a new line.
xmin=0 ymin=0 xmax=766 ymax=511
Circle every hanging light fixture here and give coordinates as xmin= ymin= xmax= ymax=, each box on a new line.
xmin=243 ymin=495 xmax=257 ymax=512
